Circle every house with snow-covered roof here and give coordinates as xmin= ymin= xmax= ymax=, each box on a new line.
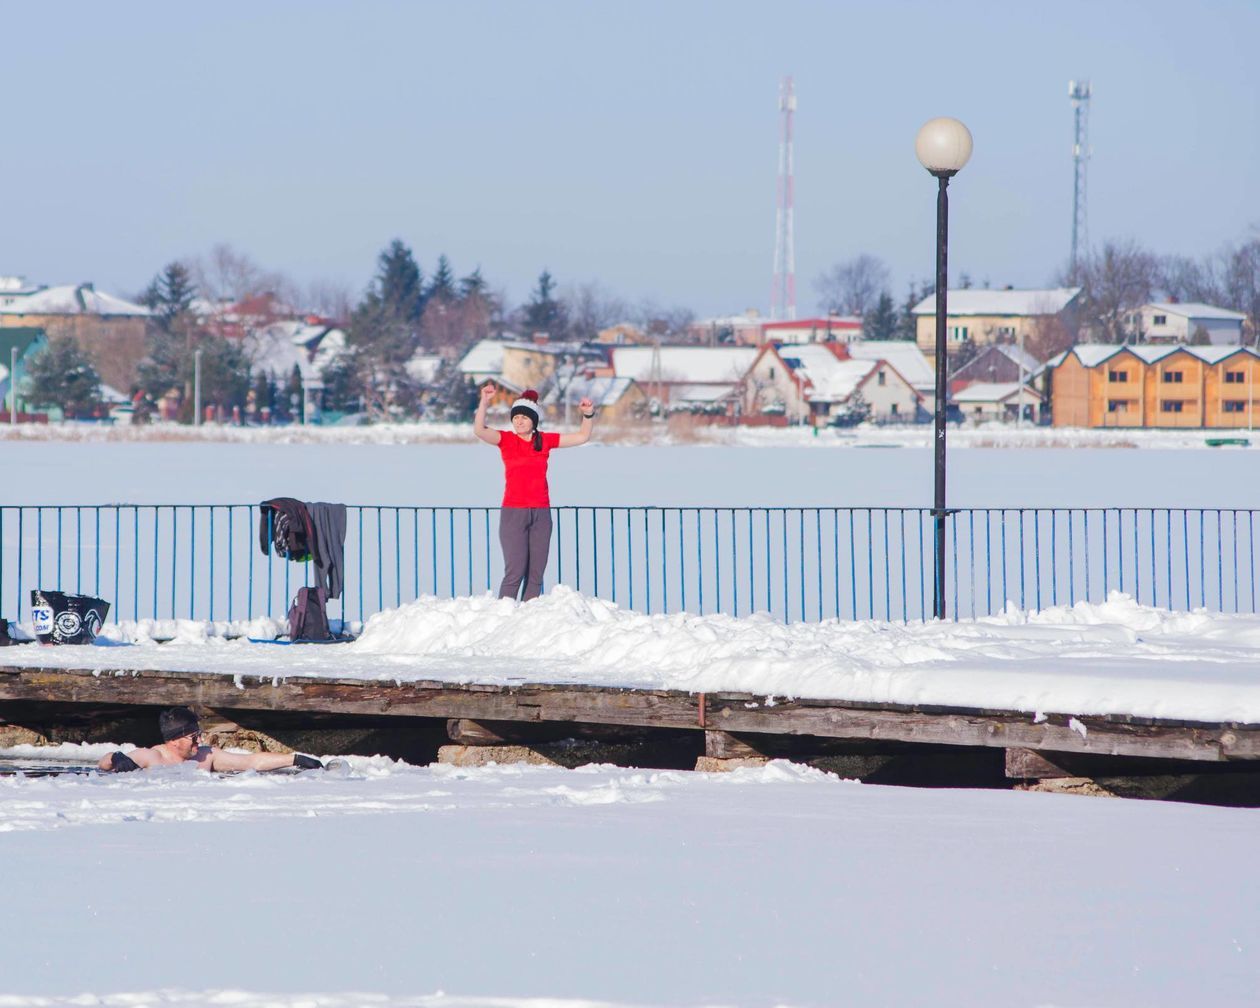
xmin=1046 ymin=343 xmax=1260 ymax=428
xmin=912 ymin=287 xmax=1082 ymax=363
xmin=761 ymin=316 xmax=863 ymax=344
xmin=685 ymin=312 xmax=767 ymax=346
xmin=1129 ymin=302 xmax=1247 ymax=345
xmin=610 ymin=345 xmax=758 ymax=413
xmin=844 ymin=340 xmax=934 ymax=398
xmin=952 ymin=382 xmax=1046 ymax=425
xmin=0 ymin=282 xmax=152 ymax=395
xmin=743 ymin=342 xmax=922 ymax=425
xmin=0 ymin=327 xmax=49 ymax=420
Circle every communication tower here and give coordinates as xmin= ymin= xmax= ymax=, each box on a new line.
xmin=771 ymin=77 xmax=797 ymax=321
xmin=1069 ymin=79 xmax=1091 ymax=274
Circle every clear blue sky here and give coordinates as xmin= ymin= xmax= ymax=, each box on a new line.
xmin=4 ymin=0 xmax=1257 ymax=316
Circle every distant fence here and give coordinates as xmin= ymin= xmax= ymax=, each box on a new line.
xmin=0 ymin=505 xmax=1257 ymax=627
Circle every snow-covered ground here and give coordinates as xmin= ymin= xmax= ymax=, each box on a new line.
xmin=4 ymin=436 xmax=1260 ymax=1006
xmin=3 ymin=590 xmax=1260 ymax=725
xmin=1 ymin=757 xmax=1258 ymax=1007
xmin=1 ymin=417 xmax=1256 ymax=451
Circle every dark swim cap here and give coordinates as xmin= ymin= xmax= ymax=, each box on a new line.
xmin=159 ymin=706 xmax=201 ymax=741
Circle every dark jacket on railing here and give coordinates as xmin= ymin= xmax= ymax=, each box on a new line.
xmin=259 ymin=498 xmax=347 ymax=601
xmin=307 ymin=502 xmax=347 ymax=600
xmin=259 ymin=498 xmax=314 ymax=562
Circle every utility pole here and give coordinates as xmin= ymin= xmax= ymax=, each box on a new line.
xmin=194 ymin=348 xmax=203 ymax=426
xmin=9 ymin=346 xmax=16 ymax=426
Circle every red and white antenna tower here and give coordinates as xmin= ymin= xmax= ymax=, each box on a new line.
xmin=771 ymin=76 xmax=797 ymax=321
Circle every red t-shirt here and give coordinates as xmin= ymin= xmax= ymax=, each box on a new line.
xmin=498 ymin=430 xmax=561 ymax=507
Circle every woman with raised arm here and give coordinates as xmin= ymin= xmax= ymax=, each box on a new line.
xmin=474 ymin=383 xmax=596 ymax=601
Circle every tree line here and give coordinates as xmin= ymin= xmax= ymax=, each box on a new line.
xmin=23 ymin=240 xmax=695 ymax=422
xmin=814 ymin=229 xmax=1260 ymax=358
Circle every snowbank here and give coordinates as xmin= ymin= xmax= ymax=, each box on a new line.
xmin=4 ymin=588 xmax=1260 ymax=724
xmin=0 ymin=418 xmax=1249 ymax=450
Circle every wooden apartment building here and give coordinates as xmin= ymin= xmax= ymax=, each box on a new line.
xmin=1048 ymin=344 xmax=1260 ymax=428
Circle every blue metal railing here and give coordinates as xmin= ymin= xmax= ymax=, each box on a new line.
xmin=0 ymin=505 xmax=1257 ymax=627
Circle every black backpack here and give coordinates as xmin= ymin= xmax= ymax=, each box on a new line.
xmin=287 ymin=587 xmax=331 ymax=642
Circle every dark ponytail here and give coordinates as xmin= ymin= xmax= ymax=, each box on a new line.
xmin=532 ymin=430 xmax=543 ymax=452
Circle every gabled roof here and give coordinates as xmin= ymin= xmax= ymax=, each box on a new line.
xmin=0 ymin=284 xmax=151 ymax=317
xmin=912 ymin=287 xmax=1081 ymax=317
xmin=844 ymin=340 xmax=934 ymax=389
xmin=772 ymin=342 xmax=919 ymax=404
xmin=0 ymin=327 xmax=47 ymax=363
xmin=459 ymin=339 xmax=506 ymax=375
xmin=1053 ymin=343 xmax=1260 ymax=369
xmin=611 ymin=346 xmax=758 ymax=383
xmin=952 ymin=381 xmax=1043 ymax=404
xmin=543 ymin=375 xmax=637 ymax=407
xmin=1146 ymin=302 xmax=1247 ymax=322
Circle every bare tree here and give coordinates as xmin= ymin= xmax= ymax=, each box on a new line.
xmin=1060 ymin=239 xmax=1160 ymax=343
xmin=1220 ymin=236 xmax=1260 ymax=344
xmin=630 ymin=300 xmax=695 ymax=342
xmin=561 ymin=281 xmax=629 ymax=341
xmin=813 ymin=254 xmax=891 ymax=317
xmin=1160 ymin=254 xmax=1222 ymax=305
xmin=190 ymin=243 xmax=298 ymax=307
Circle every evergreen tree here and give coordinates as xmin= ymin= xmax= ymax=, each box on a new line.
xmin=428 ymin=254 xmax=456 ymax=301
xmin=347 ymin=240 xmax=427 ymax=419
xmin=362 ymin=239 xmax=425 ymax=323
xmin=894 ymin=281 xmax=932 ymax=341
xmin=864 ymin=292 xmax=898 ymax=341
xmin=524 ymin=269 xmax=568 ymax=337
xmin=459 ymin=268 xmax=487 ymax=300
xmin=426 ymin=358 xmax=478 ymax=422
xmin=25 ymin=338 xmax=103 ymax=418
xmin=143 ymin=262 xmax=197 ymax=333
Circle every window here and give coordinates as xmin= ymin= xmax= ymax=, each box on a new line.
xmin=1107 ymin=400 xmax=1128 ymax=413
xmin=949 ymin=326 xmax=969 ymax=342
xmin=1153 ymin=314 xmax=1168 ymax=325
xmin=1161 ymin=400 xmax=1184 ymax=413
xmin=1162 ymin=371 xmax=1183 ymax=383
xmin=890 ymin=402 xmax=899 ymax=415
xmin=1225 ymin=371 xmax=1245 ymax=384
xmin=996 ymin=325 xmax=1016 ymax=338
xmin=877 ymin=371 xmax=886 ymax=386
xmin=768 ymin=366 xmax=775 ymax=379
xmin=1224 ymin=401 xmax=1247 ymax=413
xmin=1108 ymin=370 xmax=1128 ymax=383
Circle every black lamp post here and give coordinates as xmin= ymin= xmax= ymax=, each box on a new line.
xmin=915 ymin=117 xmax=973 ymax=620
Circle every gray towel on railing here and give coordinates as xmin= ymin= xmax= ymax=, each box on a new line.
xmin=307 ymin=502 xmax=347 ymax=600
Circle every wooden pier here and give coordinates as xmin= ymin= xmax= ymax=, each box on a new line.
xmin=4 ymin=663 xmax=1260 ymax=804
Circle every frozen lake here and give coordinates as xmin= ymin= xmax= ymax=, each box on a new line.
xmin=4 ymin=441 xmax=1259 ymax=624
xmin=5 ymin=440 xmax=1260 ymax=507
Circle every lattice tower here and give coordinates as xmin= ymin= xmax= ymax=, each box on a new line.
xmin=771 ymin=77 xmax=797 ymax=320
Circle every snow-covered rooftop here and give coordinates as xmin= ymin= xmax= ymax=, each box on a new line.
xmin=912 ymin=287 xmax=1081 ymax=317
xmin=775 ymin=344 xmax=878 ymax=403
xmin=844 ymin=340 xmax=934 ymax=389
xmin=458 ymin=339 xmax=506 ymax=376
xmin=1060 ymin=343 xmax=1260 ymax=369
xmin=1147 ymin=302 xmax=1247 ymax=321
xmin=543 ymin=375 xmax=636 ymax=408
xmin=952 ymin=381 xmax=1041 ymax=403
xmin=611 ymin=346 xmax=758 ymax=384
xmin=0 ymin=284 xmax=151 ymax=317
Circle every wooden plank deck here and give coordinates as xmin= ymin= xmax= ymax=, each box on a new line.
xmin=2 ymin=663 xmax=1259 ymax=764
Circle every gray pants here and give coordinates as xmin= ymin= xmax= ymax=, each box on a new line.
xmin=499 ymin=507 xmax=552 ymax=601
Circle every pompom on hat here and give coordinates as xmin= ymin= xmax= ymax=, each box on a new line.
xmin=509 ymin=390 xmax=541 ymax=428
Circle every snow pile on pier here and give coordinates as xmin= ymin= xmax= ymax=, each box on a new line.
xmin=4 ymin=588 xmax=1260 ymax=724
